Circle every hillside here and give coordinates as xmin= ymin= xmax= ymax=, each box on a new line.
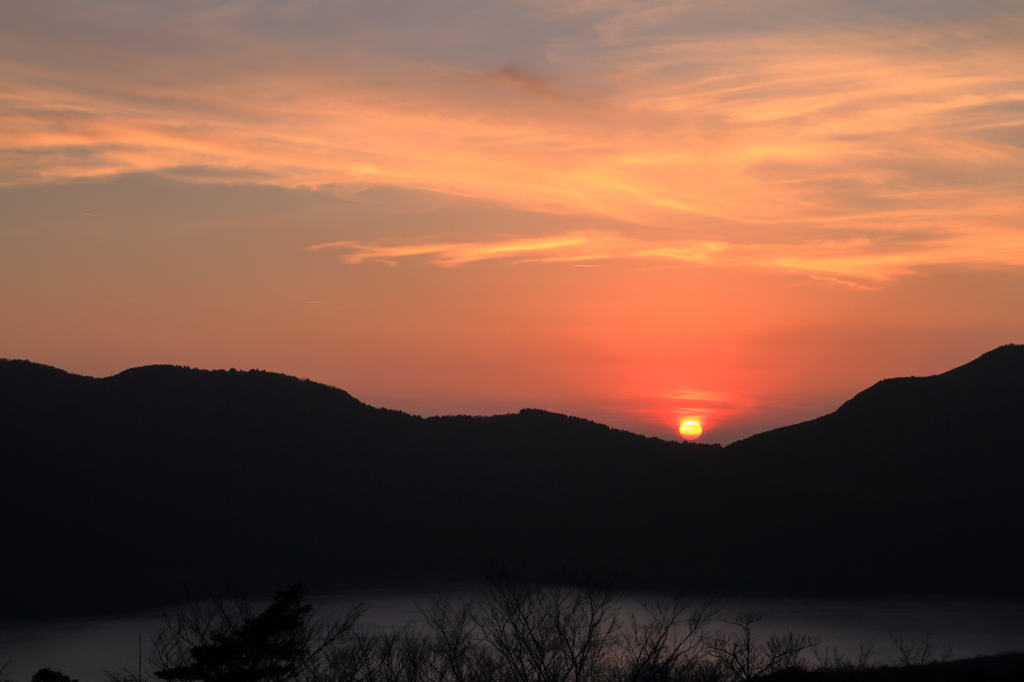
xmin=2 ymin=347 xmax=1022 ymax=617
xmin=727 ymin=343 xmax=1024 ymax=460
xmin=716 ymin=344 xmax=1024 ymax=596
xmin=0 ymin=360 xmax=715 ymax=616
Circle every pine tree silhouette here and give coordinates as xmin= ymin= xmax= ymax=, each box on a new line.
xmin=155 ymin=584 xmax=312 ymax=682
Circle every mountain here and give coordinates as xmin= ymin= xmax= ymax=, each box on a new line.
xmin=714 ymin=344 xmax=1024 ymax=597
xmin=0 ymin=360 xmax=716 ymax=617
xmin=1 ymin=347 xmax=1022 ymax=618
xmin=727 ymin=343 xmax=1024 ymax=460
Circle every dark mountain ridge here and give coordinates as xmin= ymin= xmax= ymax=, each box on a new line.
xmin=727 ymin=344 xmax=1024 ymax=460
xmin=2 ymin=347 xmax=1022 ymax=618
xmin=0 ymin=359 xmax=715 ymax=617
xmin=711 ymin=345 xmax=1024 ymax=599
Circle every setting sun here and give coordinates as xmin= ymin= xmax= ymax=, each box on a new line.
xmin=678 ymin=420 xmax=703 ymax=441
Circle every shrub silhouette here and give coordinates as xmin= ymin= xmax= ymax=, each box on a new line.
xmin=31 ymin=670 xmax=77 ymax=682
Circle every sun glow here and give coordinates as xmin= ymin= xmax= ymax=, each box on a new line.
xmin=678 ymin=420 xmax=703 ymax=441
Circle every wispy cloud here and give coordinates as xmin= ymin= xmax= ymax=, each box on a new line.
xmin=3 ymin=1 xmax=1023 ymax=279
xmin=308 ymin=227 xmax=1024 ymax=281
xmin=622 ymin=386 xmax=768 ymax=438
xmin=308 ymin=233 xmax=599 ymax=266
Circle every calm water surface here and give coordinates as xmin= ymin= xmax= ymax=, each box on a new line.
xmin=2 ymin=589 xmax=1022 ymax=682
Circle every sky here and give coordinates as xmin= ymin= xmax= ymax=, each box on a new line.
xmin=2 ymin=0 xmax=1023 ymax=443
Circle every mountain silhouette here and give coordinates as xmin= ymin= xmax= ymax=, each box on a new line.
xmin=727 ymin=343 xmax=1024 ymax=459
xmin=711 ymin=344 xmax=1024 ymax=597
xmin=2 ymin=346 xmax=1022 ymax=618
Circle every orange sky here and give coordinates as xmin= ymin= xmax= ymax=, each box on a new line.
xmin=2 ymin=0 xmax=1023 ymax=442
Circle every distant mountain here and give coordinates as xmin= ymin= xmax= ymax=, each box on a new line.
xmin=1 ymin=347 xmax=1022 ymax=617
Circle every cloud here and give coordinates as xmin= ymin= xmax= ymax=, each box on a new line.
xmin=308 ymin=233 xmax=599 ymax=266
xmin=486 ymin=66 xmax=557 ymax=97
xmin=3 ymin=1 xmax=1023 ymax=279
xmin=308 ymin=226 xmax=1024 ymax=281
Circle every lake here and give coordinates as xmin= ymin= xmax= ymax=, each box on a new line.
xmin=2 ymin=588 xmax=1022 ymax=682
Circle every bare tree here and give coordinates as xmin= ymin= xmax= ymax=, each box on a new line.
xmin=307 ymin=630 xmax=381 ymax=682
xmin=888 ymin=631 xmax=954 ymax=668
xmin=471 ymin=571 xmax=623 ymax=682
xmin=418 ymin=596 xmax=478 ymax=682
xmin=313 ymin=625 xmax=455 ymax=682
xmin=811 ymin=640 xmax=874 ymax=673
xmin=613 ymin=597 xmax=722 ymax=682
xmin=704 ymin=612 xmax=819 ymax=682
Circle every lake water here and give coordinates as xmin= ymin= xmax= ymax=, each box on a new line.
xmin=2 ymin=588 xmax=1022 ymax=682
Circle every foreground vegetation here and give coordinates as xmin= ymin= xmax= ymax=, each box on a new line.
xmin=6 ymin=576 xmax=1021 ymax=682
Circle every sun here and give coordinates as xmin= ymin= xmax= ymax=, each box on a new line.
xmin=678 ymin=420 xmax=703 ymax=441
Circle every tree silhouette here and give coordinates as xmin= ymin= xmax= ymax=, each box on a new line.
xmin=153 ymin=584 xmax=361 ymax=682
xmin=704 ymin=612 xmax=819 ymax=682
xmin=31 ymin=670 xmax=77 ymax=682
